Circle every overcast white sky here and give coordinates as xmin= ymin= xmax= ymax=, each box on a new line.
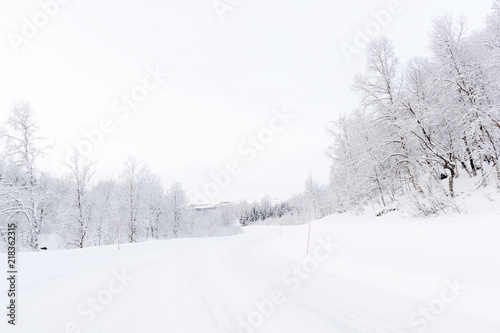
xmin=0 ymin=0 xmax=495 ymax=204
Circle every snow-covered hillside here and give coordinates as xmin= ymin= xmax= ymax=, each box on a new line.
xmin=1 ymin=190 xmax=499 ymax=333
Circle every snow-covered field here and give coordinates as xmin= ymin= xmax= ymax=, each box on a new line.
xmin=2 ymin=190 xmax=500 ymax=333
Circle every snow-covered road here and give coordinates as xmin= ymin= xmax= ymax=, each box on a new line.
xmin=2 ymin=211 xmax=500 ymax=333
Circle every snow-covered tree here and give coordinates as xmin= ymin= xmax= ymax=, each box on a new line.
xmin=166 ymin=182 xmax=187 ymax=238
xmin=120 ymin=155 xmax=148 ymax=243
xmin=0 ymin=101 xmax=51 ymax=251
xmin=61 ymin=151 xmax=96 ymax=248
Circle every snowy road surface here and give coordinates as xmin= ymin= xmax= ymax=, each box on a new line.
xmin=1 ymin=212 xmax=500 ymax=333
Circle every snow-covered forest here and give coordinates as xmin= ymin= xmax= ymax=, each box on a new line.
xmin=2 ymin=5 xmax=500 ymax=252
xmin=0 ymin=102 xmax=244 ymax=251
xmin=291 ymin=9 xmax=500 ymax=218
xmin=2 ymin=1 xmax=500 ymax=333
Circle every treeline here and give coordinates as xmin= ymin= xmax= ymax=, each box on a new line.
xmin=239 ymin=175 xmax=339 ymax=227
xmin=325 ymin=7 xmax=500 ymax=214
xmin=238 ymin=196 xmax=294 ymax=226
xmin=4 ymin=7 xmax=499 ymax=248
xmin=0 ymin=101 xmax=241 ymax=252
xmin=271 ymin=5 xmax=500 ymax=221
